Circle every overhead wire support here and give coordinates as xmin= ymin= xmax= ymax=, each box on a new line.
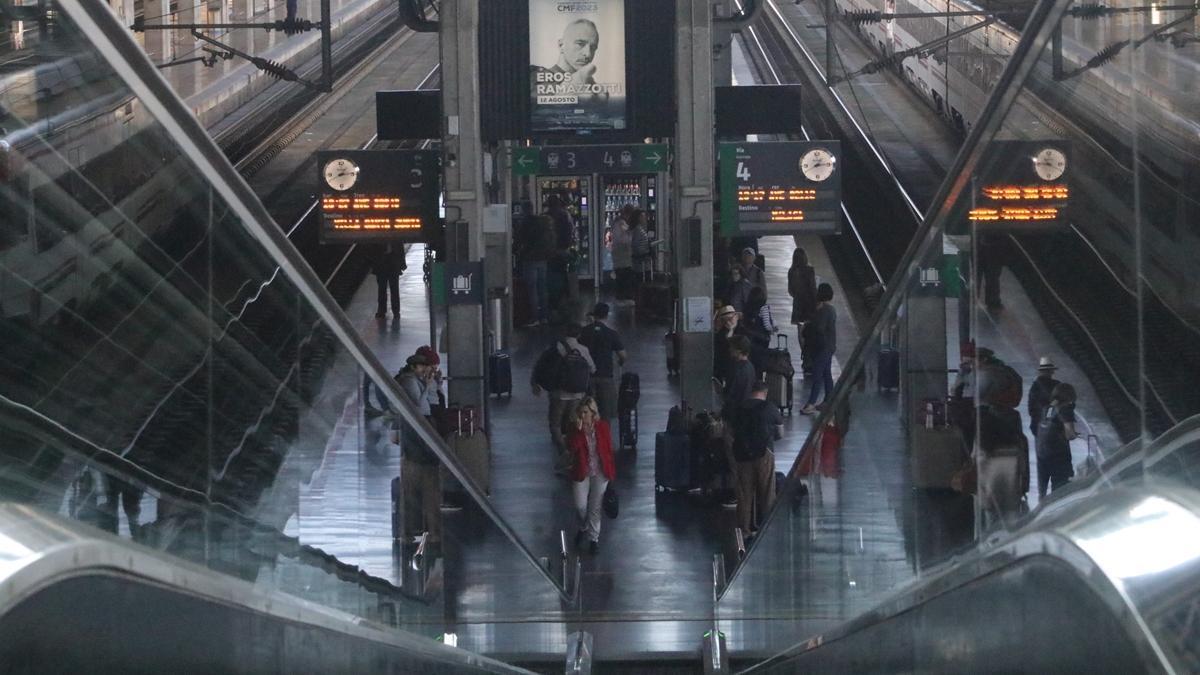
xmin=832 ymin=16 xmax=997 ymax=83
xmin=132 ymin=16 xmax=320 ymax=34
xmin=1057 ymin=8 xmax=1198 ymax=80
xmin=1066 ymin=2 xmax=1198 ymax=19
xmin=189 ymin=29 xmax=324 ymax=90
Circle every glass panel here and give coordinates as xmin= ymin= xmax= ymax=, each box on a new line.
xmin=0 ymin=0 xmax=568 ymax=647
xmin=720 ymin=0 xmax=1200 ymax=660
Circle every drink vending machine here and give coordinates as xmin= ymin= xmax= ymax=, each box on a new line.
xmin=537 ymin=174 xmax=660 ymax=285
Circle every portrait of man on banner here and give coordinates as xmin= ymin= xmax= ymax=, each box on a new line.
xmin=529 ymin=0 xmax=626 ymax=132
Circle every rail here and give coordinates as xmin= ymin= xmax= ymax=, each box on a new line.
xmin=736 ymin=0 xmax=886 ymax=287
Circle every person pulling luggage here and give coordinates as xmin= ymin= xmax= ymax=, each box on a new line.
xmin=733 ymin=382 xmax=782 ymax=539
xmin=580 ymin=302 xmax=627 ymax=422
xmin=565 ymin=397 xmax=616 ymax=554
xmin=800 ymin=283 xmax=837 ymax=415
xmin=531 ymin=323 xmax=595 ymax=468
xmin=1027 ymin=357 xmax=1060 ymax=436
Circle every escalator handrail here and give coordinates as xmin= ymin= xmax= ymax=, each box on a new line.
xmin=0 ymin=504 xmax=532 ymax=674
xmin=53 ymin=0 xmax=572 ymax=602
xmin=742 ymin=484 xmax=1196 ymax=674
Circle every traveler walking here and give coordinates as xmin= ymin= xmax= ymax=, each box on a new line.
xmin=1027 ymin=357 xmax=1060 ymax=436
xmin=395 ymin=352 xmax=443 ymax=546
xmin=1035 ymin=382 xmax=1077 ymax=498
xmin=732 ymin=382 xmax=782 ymax=538
xmin=580 ymin=303 xmax=627 ymax=421
xmin=726 ymin=265 xmax=753 ymax=313
xmin=800 ymin=283 xmax=837 ymax=415
xmin=630 ymin=209 xmax=652 ymax=281
xmin=531 ymin=323 xmax=596 ymax=456
xmin=565 ymin=397 xmax=617 ymax=554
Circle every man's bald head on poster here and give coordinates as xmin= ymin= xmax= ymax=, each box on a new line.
xmin=556 ymin=18 xmax=600 ymax=77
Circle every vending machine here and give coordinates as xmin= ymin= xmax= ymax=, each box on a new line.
xmin=536 ymin=176 xmax=594 ymax=280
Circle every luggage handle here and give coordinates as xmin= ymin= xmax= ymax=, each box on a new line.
xmin=672 ymin=299 xmax=679 ymax=333
xmin=776 ymin=333 xmax=787 ymax=350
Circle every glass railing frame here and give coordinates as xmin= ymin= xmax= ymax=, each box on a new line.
xmin=53 ymin=0 xmax=572 ymax=602
xmin=719 ymin=0 xmax=1080 ymax=597
xmin=0 ymin=503 xmax=535 ymax=674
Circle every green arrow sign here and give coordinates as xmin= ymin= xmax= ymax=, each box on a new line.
xmin=511 ymin=144 xmax=669 ymax=176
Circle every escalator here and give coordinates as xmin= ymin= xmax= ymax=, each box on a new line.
xmin=0 ymin=505 xmax=529 ymax=674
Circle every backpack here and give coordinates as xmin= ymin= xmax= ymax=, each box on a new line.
xmin=557 ymin=341 xmax=592 ymax=394
xmin=532 ymin=345 xmax=562 ymax=391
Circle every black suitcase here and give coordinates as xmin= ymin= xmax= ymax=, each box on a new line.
xmin=764 ymin=334 xmax=795 ymax=414
xmin=619 ymin=406 xmax=638 ymax=449
xmin=655 ymin=431 xmax=692 ymax=491
xmin=878 ymin=346 xmax=900 ymax=391
xmin=488 ymin=350 xmax=512 ymax=397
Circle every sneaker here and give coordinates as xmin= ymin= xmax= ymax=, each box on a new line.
xmin=589 ymin=540 xmax=599 ymax=555
xmin=375 ymin=312 xmax=386 ymax=319
xmin=799 ymin=404 xmax=817 ymax=415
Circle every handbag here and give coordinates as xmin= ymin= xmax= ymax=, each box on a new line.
xmin=602 ymin=483 xmax=619 ymax=519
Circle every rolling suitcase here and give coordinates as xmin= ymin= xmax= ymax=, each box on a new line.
xmin=488 ymin=337 xmax=512 ymax=397
xmin=665 ymin=302 xmax=680 ymax=375
xmin=617 ymin=372 xmax=640 ymax=449
xmin=878 ymin=346 xmax=900 ymax=391
xmin=442 ymin=407 xmax=491 ymax=503
xmin=764 ymin=334 xmax=796 ymax=414
xmin=911 ymin=426 xmax=967 ymax=489
xmin=655 ymin=431 xmax=692 ymax=491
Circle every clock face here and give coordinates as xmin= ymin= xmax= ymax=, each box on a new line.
xmin=323 ymin=158 xmax=360 ymax=191
xmin=800 ymin=148 xmax=836 ymax=182
xmin=1032 ymin=147 xmax=1066 ymax=181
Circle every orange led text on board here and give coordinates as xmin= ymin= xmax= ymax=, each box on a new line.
xmin=980 ymin=184 xmax=1069 ymax=201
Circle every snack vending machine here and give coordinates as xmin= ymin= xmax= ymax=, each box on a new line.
xmin=536 ymin=177 xmax=593 ymax=280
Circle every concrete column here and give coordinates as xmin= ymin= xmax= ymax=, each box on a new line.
xmin=441 ymin=0 xmax=487 ymax=417
xmin=673 ymin=0 xmax=716 ymax=411
xmin=713 ymin=0 xmax=732 ymax=87
xmin=142 ymin=0 xmax=171 ymax=62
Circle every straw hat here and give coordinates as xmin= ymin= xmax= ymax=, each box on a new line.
xmin=714 ymin=305 xmax=740 ymax=320
xmin=1037 ymin=356 xmax=1057 ymax=371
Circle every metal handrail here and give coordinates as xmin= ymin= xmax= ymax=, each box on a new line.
xmin=0 ymin=505 xmax=532 ymax=674
xmin=56 ymin=0 xmax=572 ymax=602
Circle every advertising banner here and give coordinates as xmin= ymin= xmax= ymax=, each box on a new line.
xmin=529 ymin=0 xmax=626 ymax=132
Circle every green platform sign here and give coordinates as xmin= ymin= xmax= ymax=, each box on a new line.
xmin=512 ymin=144 xmax=669 ymax=176
xmin=719 ymin=141 xmax=842 ymax=236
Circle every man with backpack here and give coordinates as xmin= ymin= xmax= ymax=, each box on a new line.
xmin=732 ymin=382 xmax=782 ymax=539
xmin=532 ymin=323 xmax=596 ymax=457
xmin=580 ymin=303 xmax=627 ymax=421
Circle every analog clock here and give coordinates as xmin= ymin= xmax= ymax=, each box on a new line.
xmin=323 ymin=157 xmax=360 ymax=191
xmin=800 ymin=148 xmax=836 ymax=182
xmin=1032 ymin=147 xmax=1066 ymax=181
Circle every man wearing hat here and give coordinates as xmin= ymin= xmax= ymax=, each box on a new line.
xmin=580 ymin=303 xmax=627 ymax=422
xmin=1027 ymin=356 xmax=1061 ymax=436
xmin=713 ymin=305 xmax=742 ymax=386
xmin=395 ymin=351 xmax=443 ymax=546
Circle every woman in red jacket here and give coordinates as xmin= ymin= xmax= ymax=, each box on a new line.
xmin=565 ymin=396 xmax=617 ymax=554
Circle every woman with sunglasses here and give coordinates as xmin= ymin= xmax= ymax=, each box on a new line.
xmin=565 ymin=396 xmax=617 ymax=554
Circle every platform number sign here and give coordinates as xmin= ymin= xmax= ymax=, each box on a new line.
xmin=512 ymin=144 xmax=669 ymax=176
xmin=719 ymin=140 xmax=842 ymax=236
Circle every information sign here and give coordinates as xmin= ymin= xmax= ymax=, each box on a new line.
xmin=512 ymin=144 xmax=669 ymax=176
xmin=719 ymin=141 xmax=842 ymax=235
xmin=969 ymin=140 xmax=1070 ymax=231
xmin=317 ymin=149 xmax=440 ymax=243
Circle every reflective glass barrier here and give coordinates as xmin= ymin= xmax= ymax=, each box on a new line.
xmin=720 ymin=0 xmax=1200 ymax=658
xmin=0 ymin=0 xmax=569 ymax=650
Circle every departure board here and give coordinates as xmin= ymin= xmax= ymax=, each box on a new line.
xmin=317 ymin=149 xmax=440 ymax=243
xmin=719 ymin=141 xmax=842 ymax=236
xmin=969 ymin=140 xmax=1070 ymax=231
